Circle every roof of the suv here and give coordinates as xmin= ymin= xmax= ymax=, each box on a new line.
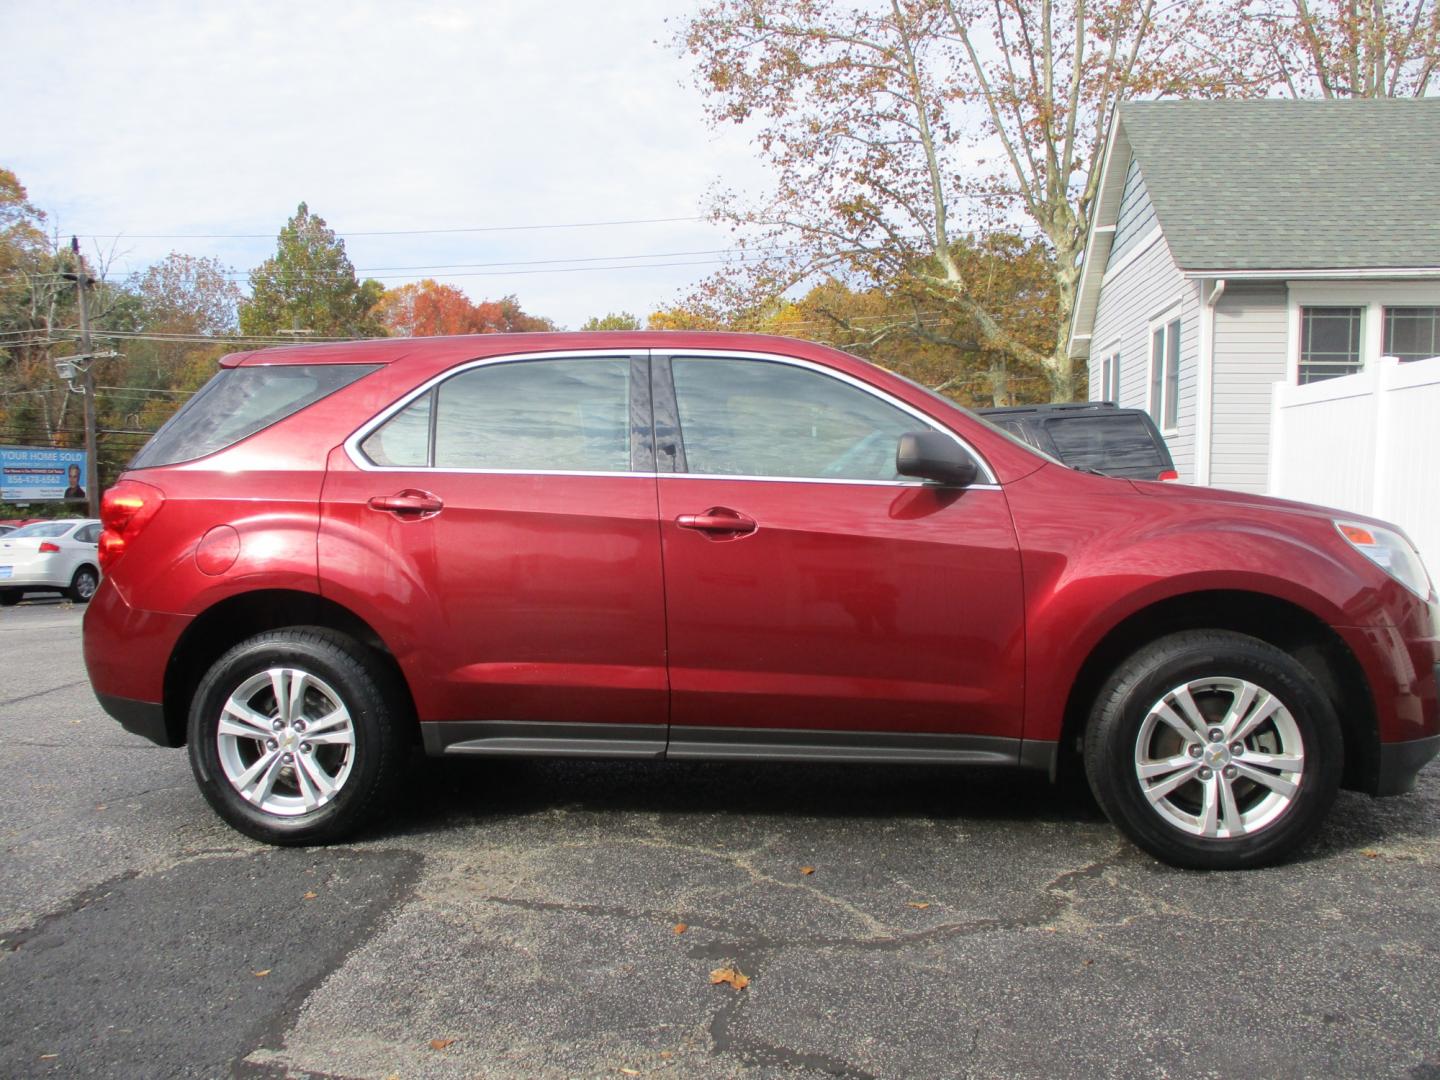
xmin=219 ymin=331 xmax=833 ymax=368
xmin=977 ymin=402 xmax=1125 ymax=417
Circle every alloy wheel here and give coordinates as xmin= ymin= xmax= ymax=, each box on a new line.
xmin=1134 ymin=677 xmax=1304 ymax=839
xmin=215 ymin=667 xmax=356 ymax=816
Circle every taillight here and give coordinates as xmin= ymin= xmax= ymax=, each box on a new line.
xmin=99 ymin=479 xmax=164 ymax=571
xmin=38 ymin=541 xmax=61 ymax=553
xmin=1157 ymin=469 xmax=1179 ymax=482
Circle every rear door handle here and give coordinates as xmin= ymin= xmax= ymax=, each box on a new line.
xmin=676 ymin=508 xmax=756 ymax=536
xmin=367 ymin=490 xmax=444 ymax=517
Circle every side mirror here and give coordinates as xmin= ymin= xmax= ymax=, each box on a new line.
xmin=896 ymin=431 xmax=979 ymax=487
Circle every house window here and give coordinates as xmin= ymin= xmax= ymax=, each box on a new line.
xmin=1149 ymin=318 xmax=1180 ymax=431
xmin=1099 ymin=351 xmax=1120 ymax=402
xmin=1299 ymin=306 xmax=1363 ymax=383
xmin=1383 ymin=307 xmax=1440 ymax=362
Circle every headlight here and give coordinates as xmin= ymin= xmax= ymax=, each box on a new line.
xmin=1335 ymin=520 xmax=1434 ymax=600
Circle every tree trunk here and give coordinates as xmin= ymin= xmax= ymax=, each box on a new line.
xmin=1044 ymin=247 xmax=1083 ymax=402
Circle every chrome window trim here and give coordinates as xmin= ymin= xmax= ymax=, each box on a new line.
xmin=343 ymin=346 xmax=999 ymax=487
xmin=344 ymin=349 xmax=641 ymax=475
xmin=662 ymin=349 xmax=997 ymax=485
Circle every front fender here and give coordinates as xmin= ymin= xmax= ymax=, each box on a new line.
xmin=1006 ymin=467 xmax=1398 ymax=743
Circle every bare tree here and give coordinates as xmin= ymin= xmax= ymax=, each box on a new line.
xmin=1243 ymin=0 xmax=1440 ymax=97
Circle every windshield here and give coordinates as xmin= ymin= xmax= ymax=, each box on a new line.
xmin=6 ymin=521 xmax=77 ymax=539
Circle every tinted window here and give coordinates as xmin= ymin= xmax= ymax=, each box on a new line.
xmin=1043 ymin=414 xmax=1166 ymax=471
xmin=431 ymin=358 xmax=630 ymax=472
xmin=672 ymin=358 xmax=922 ymax=481
xmin=361 ymin=391 xmax=432 ymax=467
xmin=74 ymin=524 xmax=101 ymax=543
xmin=130 ymin=364 xmax=377 ymax=469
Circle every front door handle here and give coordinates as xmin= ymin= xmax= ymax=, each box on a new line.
xmin=368 ymin=490 xmax=444 ymax=517
xmin=676 ymin=507 xmax=756 ymax=536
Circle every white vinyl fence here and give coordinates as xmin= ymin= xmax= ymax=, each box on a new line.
xmin=1269 ymin=354 xmax=1440 ymax=577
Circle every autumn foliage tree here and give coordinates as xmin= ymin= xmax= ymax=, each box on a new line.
xmin=370 ymin=279 xmax=556 ymax=337
xmin=372 ymin=280 xmax=490 ymax=336
xmin=101 ymin=254 xmax=243 ymax=442
xmin=681 ymin=0 xmax=1245 ymax=400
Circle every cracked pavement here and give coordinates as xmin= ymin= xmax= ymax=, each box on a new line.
xmin=3 ymin=603 xmax=1440 ymax=1078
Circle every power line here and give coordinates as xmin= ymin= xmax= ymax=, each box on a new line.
xmin=69 ymin=215 xmax=711 ymax=240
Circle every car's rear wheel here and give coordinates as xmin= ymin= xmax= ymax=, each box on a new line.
xmin=68 ymin=566 xmax=99 ymax=603
xmin=187 ymin=627 xmax=408 ymax=845
xmin=1084 ymin=630 xmax=1342 ymax=870
xmin=0 ymin=590 xmax=19 ymax=607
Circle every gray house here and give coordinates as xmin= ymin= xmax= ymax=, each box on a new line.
xmin=1066 ymin=99 xmax=1440 ymax=491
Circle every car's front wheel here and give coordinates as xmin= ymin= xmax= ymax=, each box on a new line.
xmin=187 ymin=627 xmax=409 ymax=845
xmin=1084 ymin=630 xmax=1342 ymax=870
xmin=0 ymin=590 xmax=19 ymax=607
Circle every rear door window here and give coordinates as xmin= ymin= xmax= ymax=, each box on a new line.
xmin=360 ymin=357 xmax=632 ymax=473
xmin=1042 ymin=414 xmax=1167 ymax=472
xmin=129 ymin=364 xmax=378 ymax=469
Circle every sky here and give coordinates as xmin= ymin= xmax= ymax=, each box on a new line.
xmin=0 ymin=0 xmax=772 ymax=330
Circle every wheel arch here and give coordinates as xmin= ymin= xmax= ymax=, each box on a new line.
xmin=1052 ymin=589 xmax=1378 ymax=793
xmin=161 ymin=589 xmax=417 ymax=748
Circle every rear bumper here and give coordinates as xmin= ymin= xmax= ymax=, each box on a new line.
xmin=96 ymin=693 xmax=177 ymax=748
xmin=83 ymin=579 xmax=191 ymax=743
xmin=0 ymin=571 xmax=69 ymax=588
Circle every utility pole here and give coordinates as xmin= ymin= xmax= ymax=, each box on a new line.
xmin=70 ymin=237 xmax=100 ymax=518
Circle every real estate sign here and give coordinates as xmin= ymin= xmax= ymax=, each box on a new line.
xmin=0 ymin=446 xmax=88 ymax=503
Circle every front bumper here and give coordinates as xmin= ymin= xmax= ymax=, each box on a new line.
xmin=1375 ymin=731 xmax=1440 ymax=796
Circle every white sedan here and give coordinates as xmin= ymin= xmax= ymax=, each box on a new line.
xmin=0 ymin=519 xmax=103 ymax=605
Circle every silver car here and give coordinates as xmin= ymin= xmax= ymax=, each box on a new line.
xmin=0 ymin=519 xmax=102 ymax=605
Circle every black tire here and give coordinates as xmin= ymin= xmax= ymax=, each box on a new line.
xmin=0 ymin=591 xmax=19 ymax=607
xmin=68 ymin=565 xmax=99 ymax=604
xmin=1083 ymin=630 xmax=1342 ymax=870
xmin=186 ymin=627 xmax=409 ymax=845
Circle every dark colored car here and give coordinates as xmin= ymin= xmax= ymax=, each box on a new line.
xmin=83 ymin=332 xmax=1439 ymax=869
xmin=977 ymin=402 xmax=1178 ymax=480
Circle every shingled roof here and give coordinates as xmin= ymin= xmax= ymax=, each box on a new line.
xmin=1123 ymin=99 xmax=1440 ymax=271
xmin=1067 ymin=98 xmax=1440 ymax=359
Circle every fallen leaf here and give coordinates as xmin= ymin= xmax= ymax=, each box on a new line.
xmin=660 ymin=1051 xmax=673 ymax=1059
xmin=1361 ymin=849 xmax=1380 ymax=858
xmin=430 ymin=1038 xmax=455 ymax=1051
xmin=619 ymin=1070 xmax=642 ymax=1077
xmin=800 ymin=866 xmax=815 ymax=875
xmin=710 ymin=966 xmax=750 ymax=990
xmin=906 ymin=901 xmax=931 ymax=909
xmin=303 ymin=891 xmax=318 ymax=900
xmin=95 ymin=804 xmax=107 ymax=811
xmin=253 ymin=969 xmax=271 ymax=978
xmin=672 ymin=923 xmax=687 ymax=935
xmin=39 ymin=1054 xmax=58 ymax=1060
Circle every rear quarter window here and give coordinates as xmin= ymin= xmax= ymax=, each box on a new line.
xmin=129 ymin=364 xmax=378 ymax=469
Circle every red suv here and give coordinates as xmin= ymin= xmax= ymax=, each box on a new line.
xmin=83 ymin=333 xmax=1439 ymax=868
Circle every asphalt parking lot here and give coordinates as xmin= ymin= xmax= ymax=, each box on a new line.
xmin=2 ymin=601 xmax=1439 ymax=1079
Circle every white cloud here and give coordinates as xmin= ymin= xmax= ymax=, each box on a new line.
xmin=0 ymin=0 xmax=770 ymax=327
